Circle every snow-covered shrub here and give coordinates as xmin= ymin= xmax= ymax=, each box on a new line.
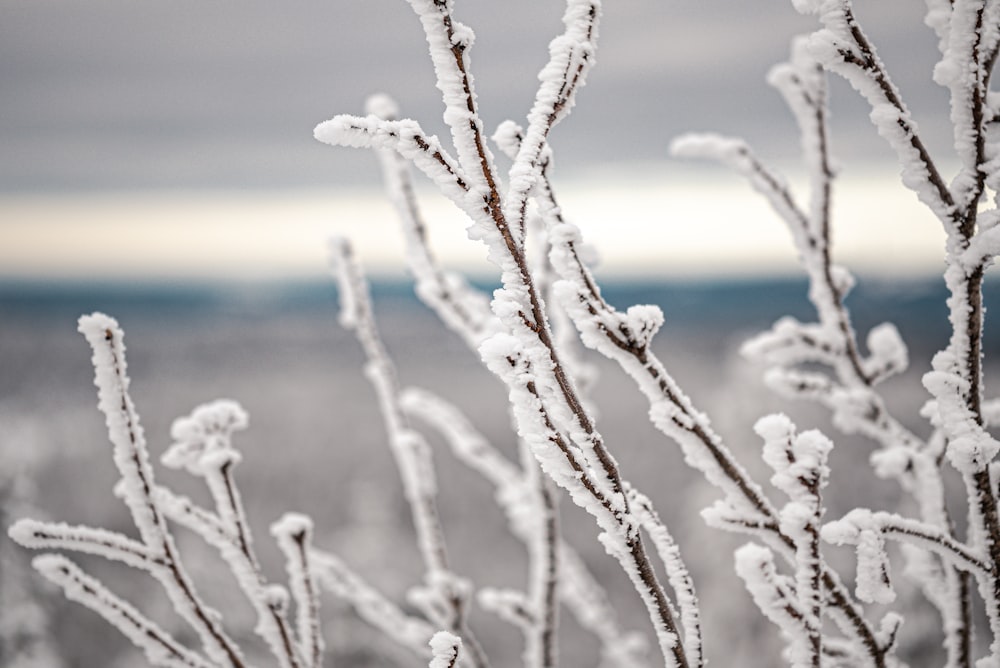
xmin=10 ymin=1 xmax=1000 ymax=666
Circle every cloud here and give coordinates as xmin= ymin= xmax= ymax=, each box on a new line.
xmin=0 ymin=0 xmax=948 ymax=192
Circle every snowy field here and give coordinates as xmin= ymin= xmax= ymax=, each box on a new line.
xmin=0 ymin=277 xmax=987 ymax=666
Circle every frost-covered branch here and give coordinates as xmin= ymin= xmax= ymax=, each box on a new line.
xmin=785 ymin=2 xmax=1000 ymax=662
xmin=502 ymin=0 xmax=600 ymax=243
xmin=756 ymin=415 xmax=833 ymax=667
xmin=328 ymin=238 xmax=489 ymax=668
xmin=479 ymin=333 xmax=689 ymax=668
xmin=797 ymin=0 xmax=997 ymax=462
xmin=315 ymin=113 xmax=471 ymax=208
xmin=629 ymin=490 xmax=703 ymax=668
xmin=30 ymin=555 xmax=215 ymax=668
xmin=272 ymin=514 xmax=324 ymax=668
xmin=823 ymin=509 xmax=990 ymax=581
xmin=19 ymin=0 xmax=1000 ymax=665
xmin=161 ymin=400 xmax=305 ymax=668
xmin=310 ymin=547 xmax=437 ymax=659
xmin=516 ymin=448 xmax=560 ymax=668
xmin=317 ymin=4 xmax=697 ymax=662
xmin=16 ymin=314 xmax=248 ymax=668
xmin=403 ymin=387 xmax=649 ymax=668
xmin=675 ymin=30 xmax=986 ymax=663
xmin=734 ymin=544 xmax=820 ymax=665
xmin=152 ymin=486 xmax=232 ymax=552
xmin=671 ymin=37 xmax=918 ymax=454
xmin=795 ymin=0 xmax=958 ymax=229
xmin=497 ymin=114 xmax=884 ymax=666
xmin=8 ymin=520 xmax=165 ymax=572
xmin=7 ymin=317 xmax=345 ymax=668
xmin=364 ymin=93 xmax=500 ymax=349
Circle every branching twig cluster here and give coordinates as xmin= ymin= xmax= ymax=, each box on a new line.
xmin=10 ymin=0 xmax=1000 ymax=666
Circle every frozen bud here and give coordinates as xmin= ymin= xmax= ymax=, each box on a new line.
xmin=624 ymin=304 xmax=664 ymax=348
xmin=829 ymin=265 xmax=855 ymax=298
xmin=669 ymin=133 xmax=748 ymax=163
xmin=791 ymin=0 xmax=823 ymax=14
xmin=163 ymin=400 xmax=248 ymax=476
xmin=877 ymin=613 xmax=903 ymax=653
xmin=365 ymin=93 xmax=399 ymax=120
xmin=449 ymin=21 xmax=475 ymax=50
xmin=264 ymin=584 xmax=290 ymax=612
xmin=870 ymin=447 xmax=911 ymax=480
xmin=479 ymin=332 xmax=524 ymax=377
xmin=754 ymin=413 xmax=796 ymax=445
xmin=429 ymin=631 xmax=462 ymax=668
xmin=270 ymin=512 xmax=314 ymax=542
xmin=864 ymin=323 xmax=908 ymax=380
xmin=492 ymin=120 xmax=523 ymax=158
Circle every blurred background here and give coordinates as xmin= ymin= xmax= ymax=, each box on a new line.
xmin=0 ymin=0 xmax=990 ymax=666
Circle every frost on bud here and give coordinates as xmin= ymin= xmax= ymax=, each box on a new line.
xmin=755 ymin=413 xmax=796 ymax=448
xmin=264 ymin=584 xmax=290 ymax=613
xmin=314 ymin=114 xmax=379 ymax=149
xmin=870 ymin=447 xmax=912 ymax=481
xmin=701 ymin=498 xmax=758 ymax=533
xmin=790 ymin=0 xmax=823 ymax=14
xmin=822 ymin=511 xmax=895 ymax=605
xmin=449 ymin=21 xmax=475 ymax=51
xmin=669 ymin=133 xmax=748 ymax=164
xmin=479 ymin=332 xmax=527 ymax=381
xmin=623 ymin=304 xmax=664 ymax=349
xmin=756 ymin=414 xmax=831 ymax=499
xmin=863 ymin=323 xmax=908 ymax=382
xmin=428 ymin=631 xmax=462 ymax=668
xmin=365 ymin=93 xmax=400 ymax=120
xmin=492 ymin=120 xmax=524 ymax=160
xmin=270 ymin=512 xmax=314 ymax=545
xmin=162 ymin=400 xmax=248 ymax=476
xmin=876 ymin=613 xmax=902 ymax=655
xmin=828 ymin=264 xmax=855 ymax=299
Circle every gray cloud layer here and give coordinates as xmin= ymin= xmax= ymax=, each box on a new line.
xmin=0 ymin=0 xmax=947 ymax=192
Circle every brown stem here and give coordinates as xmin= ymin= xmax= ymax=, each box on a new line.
xmin=289 ymin=528 xmax=323 ymax=668
xmin=534 ymin=475 xmax=560 ymax=668
xmin=219 ymin=464 xmax=301 ymax=668
xmin=532 ymin=171 xmax=888 ymax=664
xmin=104 ymin=329 xmax=246 ymax=668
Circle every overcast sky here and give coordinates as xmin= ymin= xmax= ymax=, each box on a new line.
xmin=0 ymin=1 xmax=962 ymax=280
xmin=1 ymin=0 xmax=949 ymax=192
